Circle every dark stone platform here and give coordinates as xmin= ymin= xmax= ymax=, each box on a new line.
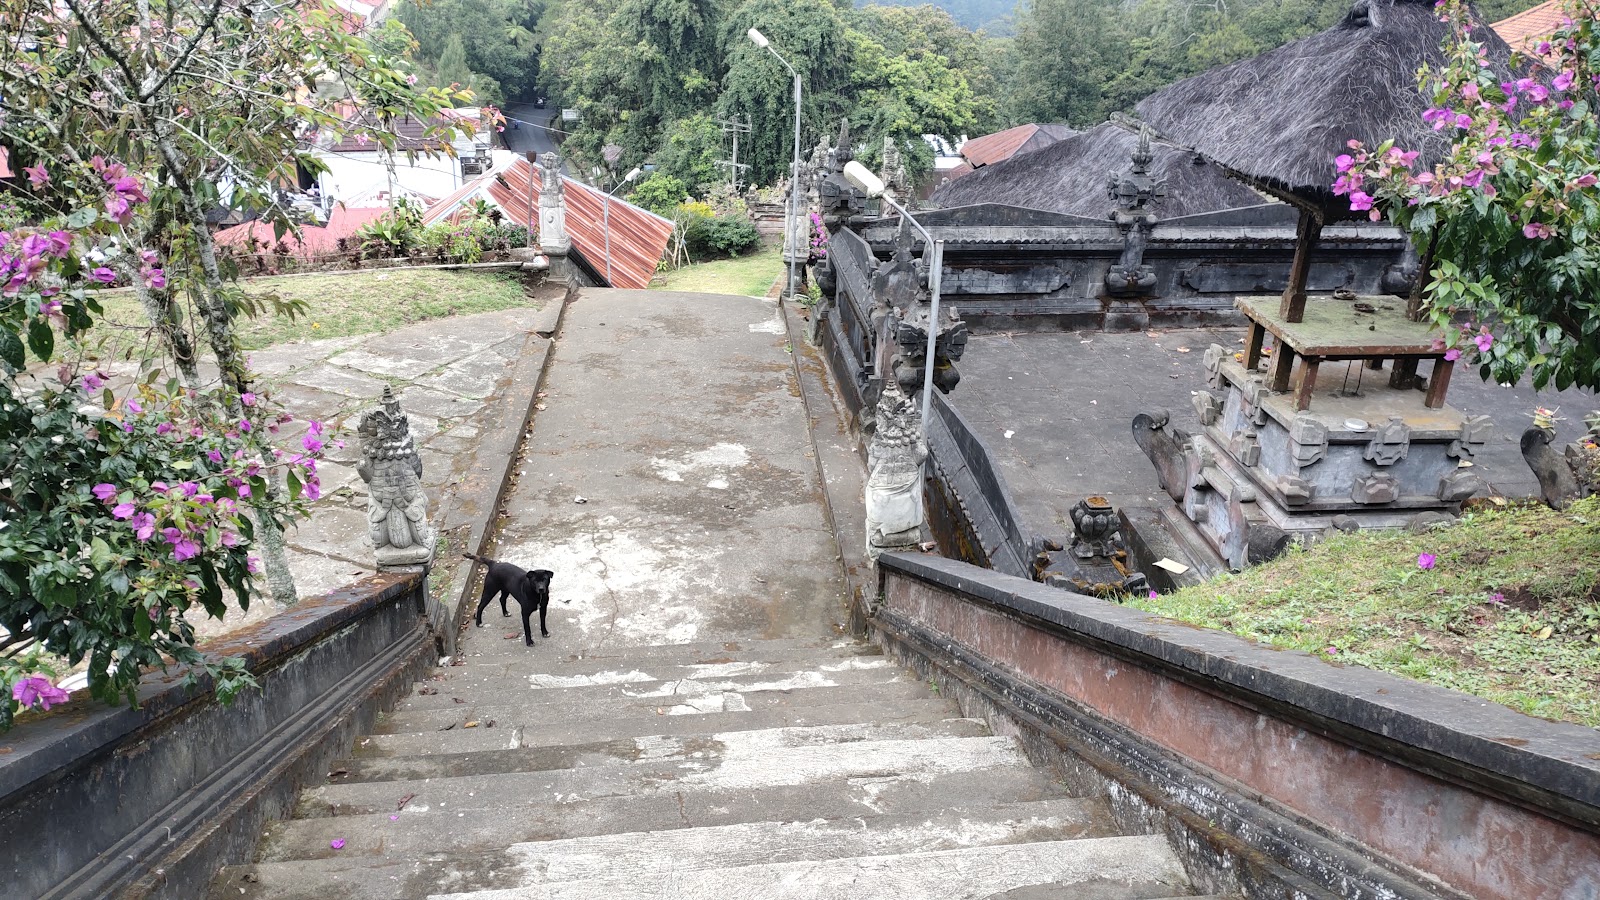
xmin=952 ymin=328 xmax=1597 ymax=540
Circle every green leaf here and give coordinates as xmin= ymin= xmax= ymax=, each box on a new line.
xmin=89 ymin=537 xmax=114 ymax=568
xmin=65 ymin=207 xmax=99 ymax=228
xmin=287 ymin=470 xmax=302 ymax=501
xmin=0 ymin=330 xmax=23 ymax=370
xmin=26 ymin=318 xmax=54 ymax=362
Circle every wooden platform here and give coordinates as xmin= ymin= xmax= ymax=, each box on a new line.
xmin=1238 ymin=294 xmax=1453 ymax=411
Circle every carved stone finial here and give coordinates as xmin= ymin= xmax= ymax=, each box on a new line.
xmin=865 ymin=378 xmax=927 ymax=561
xmin=358 ymin=388 xmax=436 ymax=569
xmin=1105 ymin=125 xmax=1166 ymax=295
xmin=537 ymin=153 xmax=570 ymax=255
xmin=879 ymin=136 xmax=908 ymax=201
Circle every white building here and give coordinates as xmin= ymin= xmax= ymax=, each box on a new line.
xmin=308 ymin=110 xmax=516 ymax=209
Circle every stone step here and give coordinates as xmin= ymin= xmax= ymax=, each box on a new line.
xmin=212 ymin=799 xmax=1112 ymax=900
xmin=403 ymin=654 xmax=900 ymax=710
xmin=298 ymin=734 xmax=1030 ymax=818
xmin=450 ymin=636 xmax=879 ymax=669
xmin=357 ymin=697 xmax=961 ymax=756
xmin=375 ymin=679 xmax=936 ymax=734
xmin=422 ymin=835 xmax=1189 ymax=900
xmin=334 ymin=719 xmax=993 ymax=784
xmin=259 ymin=765 xmax=1073 ymax=861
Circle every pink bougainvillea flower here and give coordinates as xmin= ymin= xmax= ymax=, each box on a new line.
xmin=302 ymin=434 xmax=324 ymax=454
xmin=1444 ymin=348 xmax=1461 ymax=361
xmin=138 ymin=248 xmax=159 ymax=265
xmin=92 ymin=483 xmax=119 ymax=501
xmin=141 ymin=267 xmax=167 ymax=289
xmin=12 ymin=676 xmax=71 ymax=711
xmin=1553 ymin=70 xmax=1575 ymax=91
xmin=1576 ymin=174 xmax=1598 ymax=189
xmin=221 ymin=531 xmax=241 ymax=548
xmin=89 ymin=267 xmax=116 ymax=284
xmin=171 ymin=537 xmax=200 ymax=562
xmin=1324 ymin=646 xmax=1339 ymax=656
xmin=1347 ymin=191 xmax=1374 ymax=212
xmin=81 ymin=372 xmax=104 ymax=393
xmin=1474 ymin=332 xmax=1493 ymax=352
xmin=1524 ymin=221 xmax=1553 ymax=239
xmin=330 ymin=839 xmax=346 ymax=850
xmin=126 ymin=399 xmax=143 ymax=414
xmin=241 ymin=392 xmax=256 ymax=407
xmin=131 ymin=512 xmax=156 ymax=541
xmin=111 ymin=501 xmax=136 ymax=520
xmin=247 ymin=555 xmax=262 ymax=573
xmin=156 ymin=421 xmax=173 ymax=435
xmin=1417 ymin=553 xmax=1437 ymax=570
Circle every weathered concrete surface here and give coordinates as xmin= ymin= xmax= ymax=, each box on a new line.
xmin=210 ymin=288 xmax=1208 ymax=900
xmin=954 ymin=329 xmax=1597 ymax=537
xmin=473 ymin=289 xmax=848 ymax=652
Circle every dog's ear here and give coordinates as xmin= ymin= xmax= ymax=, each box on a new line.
xmin=531 ymin=569 xmax=554 ymax=586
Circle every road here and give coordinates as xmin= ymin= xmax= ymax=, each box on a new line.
xmin=500 ymin=101 xmax=566 ymax=169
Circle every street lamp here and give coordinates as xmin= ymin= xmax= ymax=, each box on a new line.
xmin=603 ymin=166 xmax=642 ymax=286
xmin=747 ymin=26 xmax=802 ymax=303
xmin=842 ymin=160 xmax=944 ymax=432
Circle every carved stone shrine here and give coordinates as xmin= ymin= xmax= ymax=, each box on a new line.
xmin=1135 ymin=293 xmax=1491 ymax=570
xmin=358 ymin=385 xmax=437 ymax=569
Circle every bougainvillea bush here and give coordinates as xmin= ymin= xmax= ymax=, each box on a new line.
xmin=1335 ymin=0 xmax=1600 ymax=393
xmin=0 ymin=169 xmax=325 ymax=730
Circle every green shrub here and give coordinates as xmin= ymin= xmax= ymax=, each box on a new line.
xmin=684 ymin=214 xmax=761 ymax=260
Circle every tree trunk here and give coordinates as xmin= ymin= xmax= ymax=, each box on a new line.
xmin=157 ymin=133 xmax=299 ymax=606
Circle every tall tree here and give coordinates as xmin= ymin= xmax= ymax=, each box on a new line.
xmin=399 ymin=0 xmax=544 ymax=100
xmin=717 ymin=0 xmax=853 ymax=185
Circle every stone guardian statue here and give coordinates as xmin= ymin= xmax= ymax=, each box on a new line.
xmin=358 ymin=386 xmax=436 ymax=568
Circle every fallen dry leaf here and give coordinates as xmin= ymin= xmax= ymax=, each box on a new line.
xmin=1535 ymin=625 xmax=1554 ymax=640
xmin=397 ymin=793 xmax=416 ymax=810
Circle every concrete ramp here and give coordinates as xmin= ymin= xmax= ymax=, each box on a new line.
xmin=209 ymin=288 xmax=1228 ymax=900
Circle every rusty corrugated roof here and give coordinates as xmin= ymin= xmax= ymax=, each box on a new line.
xmin=1492 ymin=0 xmax=1568 ymax=59
xmin=424 ymin=158 xmax=674 ymax=290
xmin=959 ymin=123 xmax=1075 ymax=169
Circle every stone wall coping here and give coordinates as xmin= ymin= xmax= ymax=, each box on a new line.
xmin=880 ymin=552 xmax=1600 ymax=819
xmin=0 ymin=572 xmax=420 ymax=799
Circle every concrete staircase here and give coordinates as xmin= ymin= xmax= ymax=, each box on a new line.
xmin=210 ymin=637 xmax=1233 ymax=900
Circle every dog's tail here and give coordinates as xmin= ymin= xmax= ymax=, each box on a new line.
xmin=463 ymin=552 xmax=495 ymax=565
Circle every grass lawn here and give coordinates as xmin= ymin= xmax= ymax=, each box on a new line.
xmin=79 ymin=269 xmax=534 ymax=358
xmin=1130 ymin=498 xmax=1600 ymax=727
xmin=658 ymin=246 xmax=784 ymax=297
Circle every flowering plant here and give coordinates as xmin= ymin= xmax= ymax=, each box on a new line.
xmin=1333 ymin=0 xmax=1600 ymax=393
xmin=0 ymin=165 xmax=327 ymax=730
xmin=808 ymin=212 xmax=829 ymax=261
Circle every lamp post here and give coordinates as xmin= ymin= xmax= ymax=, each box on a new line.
xmin=747 ymin=27 xmax=802 ymax=303
xmin=842 ymin=160 xmax=944 ymax=432
xmin=603 ymin=166 xmax=642 ymax=286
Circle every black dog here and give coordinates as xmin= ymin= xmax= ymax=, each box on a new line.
xmin=465 ymin=553 xmax=554 ymax=646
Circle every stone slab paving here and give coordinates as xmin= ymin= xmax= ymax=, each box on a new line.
xmin=954 ymin=328 xmax=1598 ymax=537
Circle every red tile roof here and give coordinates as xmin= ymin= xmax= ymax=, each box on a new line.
xmin=959 ymin=123 xmax=1075 ymax=169
xmin=1492 ymin=1 xmax=1569 ymax=59
xmin=215 ymin=206 xmax=387 ymax=258
xmin=424 ymin=158 xmax=674 ymax=290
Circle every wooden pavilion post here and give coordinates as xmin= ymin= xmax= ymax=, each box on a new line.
xmin=1278 ymin=206 xmax=1323 ymax=323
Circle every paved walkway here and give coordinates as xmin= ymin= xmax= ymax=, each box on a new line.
xmin=474 ymin=288 xmax=848 ymax=653
xmin=211 ymin=289 xmax=1214 ymax=900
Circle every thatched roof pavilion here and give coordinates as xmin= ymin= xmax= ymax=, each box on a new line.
xmin=930 ymin=121 xmax=1269 ymax=220
xmin=1135 ymin=0 xmax=1513 ymax=213
xmin=1133 ymin=0 xmax=1513 ymax=321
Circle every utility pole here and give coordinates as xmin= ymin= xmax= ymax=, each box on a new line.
xmin=714 ymin=116 xmax=752 ymax=193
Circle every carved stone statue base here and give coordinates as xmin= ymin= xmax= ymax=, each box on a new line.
xmin=865 ymin=380 xmax=927 ymax=562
